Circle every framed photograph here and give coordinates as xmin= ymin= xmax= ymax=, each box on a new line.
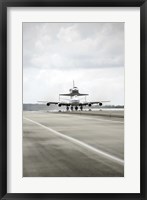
xmin=0 ymin=0 xmax=146 ymax=199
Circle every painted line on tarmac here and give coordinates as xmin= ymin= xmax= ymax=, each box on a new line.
xmin=24 ymin=117 xmax=124 ymax=165
xmin=56 ymin=113 xmax=124 ymax=124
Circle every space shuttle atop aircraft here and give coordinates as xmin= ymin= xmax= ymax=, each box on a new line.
xmin=59 ymin=81 xmax=88 ymax=97
xmin=39 ymin=81 xmax=110 ymax=111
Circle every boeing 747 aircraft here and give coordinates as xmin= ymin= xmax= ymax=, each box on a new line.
xmin=39 ymin=81 xmax=109 ymax=111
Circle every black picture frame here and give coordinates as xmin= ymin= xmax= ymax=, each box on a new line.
xmin=0 ymin=0 xmax=146 ymax=199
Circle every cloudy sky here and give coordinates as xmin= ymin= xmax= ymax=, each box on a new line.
xmin=23 ymin=22 xmax=124 ymax=105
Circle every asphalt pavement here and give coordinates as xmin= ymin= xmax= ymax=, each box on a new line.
xmin=23 ymin=111 xmax=124 ymax=177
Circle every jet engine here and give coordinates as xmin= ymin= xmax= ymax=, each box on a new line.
xmin=88 ymin=104 xmax=91 ymax=107
xmin=58 ymin=103 xmax=62 ymax=107
xmin=75 ymin=106 xmax=78 ymax=111
xmin=99 ymin=102 xmax=102 ymax=106
xmin=47 ymin=103 xmax=50 ymax=106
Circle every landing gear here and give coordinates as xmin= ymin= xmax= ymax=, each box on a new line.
xmin=75 ymin=106 xmax=78 ymax=111
xmin=80 ymin=106 xmax=83 ymax=111
xmin=66 ymin=106 xmax=69 ymax=111
xmin=71 ymin=106 xmax=73 ymax=111
xmin=88 ymin=105 xmax=91 ymax=111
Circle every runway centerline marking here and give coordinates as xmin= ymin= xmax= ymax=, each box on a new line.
xmin=55 ymin=113 xmax=124 ymax=124
xmin=24 ymin=117 xmax=124 ymax=165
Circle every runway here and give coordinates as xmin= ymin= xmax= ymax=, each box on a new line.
xmin=23 ymin=111 xmax=124 ymax=177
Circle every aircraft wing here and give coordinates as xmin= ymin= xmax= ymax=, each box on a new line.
xmin=38 ymin=101 xmax=59 ymax=105
xmin=81 ymin=101 xmax=110 ymax=106
xmin=58 ymin=103 xmax=71 ymax=106
xmin=59 ymin=93 xmax=88 ymax=96
xmin=38 ymin=101 xmax=49 ymax=104
xmin=47 ymin=102 xmax=59 ymax=105
xmin=89 ymin=101 xmax=110 ymax=104
xmin=77 ymin=93 xmax=89 ymax=96
xmin=59 ymin=94 xmax=72 ymax=96
xmin=38 ymin=101 xmax=73 ymax=106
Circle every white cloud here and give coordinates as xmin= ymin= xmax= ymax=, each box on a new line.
xmin=57 ymin=24 xmax=80 ymax=42
xmin=23 ymin=67 xmax=124 ymax=105
xmin=23 ymin=22 xmax=124 ymax=105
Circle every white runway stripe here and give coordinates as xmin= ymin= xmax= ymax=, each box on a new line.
xmin=24 ymin=117 xmax=124 ymax=165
